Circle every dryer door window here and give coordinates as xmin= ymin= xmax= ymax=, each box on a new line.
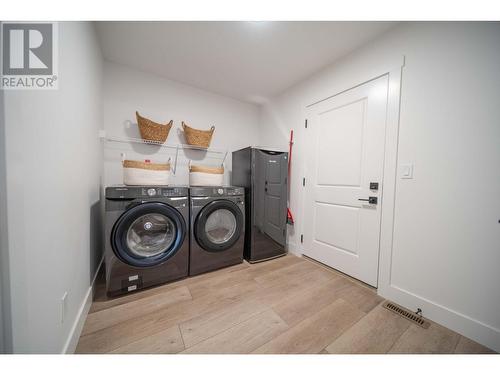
xmin=205 ymin=209 xmax=237 ymax=244
xmin=195 ymin=199 xmax=243 ymax=252
xmin=112 ymin=202 xmax=186 ymax=267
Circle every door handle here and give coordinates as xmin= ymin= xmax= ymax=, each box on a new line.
xmin=358 ymin=196 xmax=378 ymax=204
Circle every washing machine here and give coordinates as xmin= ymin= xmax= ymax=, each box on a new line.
xmin=105 ymin=185 xmax=189 ymax=297
xmin=189 ymin=186 xmax=245 ymax=276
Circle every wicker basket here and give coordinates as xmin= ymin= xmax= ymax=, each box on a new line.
xmin=136 ymin=111 xmax=173 ymax=143
xmin=123 ymin=160 xmax=171 ymax=171
xmin=189 ymin=165 xmax=224 ymax=174
xmin=123 ymin=159 xmax=171 ymax=186
xmin=189 ymin=164 xmax=224 ymax=186
xmin=182 ymin=122 xmax=215 ymax=148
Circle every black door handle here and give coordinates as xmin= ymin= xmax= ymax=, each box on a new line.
xmin=358 ymin=196 xmax=378 ymax=204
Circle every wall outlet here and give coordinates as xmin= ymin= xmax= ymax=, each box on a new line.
xmin=61 ymin=292 xmax=68 ymax=324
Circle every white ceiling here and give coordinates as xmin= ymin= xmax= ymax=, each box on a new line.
xmin=96 ymin=22 xmax=396 ymax=103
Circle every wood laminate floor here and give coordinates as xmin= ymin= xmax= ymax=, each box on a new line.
xmin=76 ymin=255 xmax=495 ymax=354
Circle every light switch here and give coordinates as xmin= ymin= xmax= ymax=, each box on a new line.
xmin=400 ymin=163 xmax=414 ymax=179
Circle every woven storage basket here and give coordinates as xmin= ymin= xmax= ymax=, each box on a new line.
xmin=189 ymin=164 xmax=224 ymax=186
xmin=136 ymin=111 xmax=173 ymax=143
xmin=182 ymin=122 xmax=215 ymax=148
xmin=123 ymin=159 xmax=171 ymax=186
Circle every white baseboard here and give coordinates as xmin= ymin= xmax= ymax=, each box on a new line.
xmin=61 ymin=257 xmax=103 ymax=354
xmin=378 ymin=284 xmax=500 ymax=353
xmin=286 ymin=241 xmax=302 ymax=257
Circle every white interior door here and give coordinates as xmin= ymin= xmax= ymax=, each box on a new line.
xmin=303 ymin=76 xmax=389 ymax=287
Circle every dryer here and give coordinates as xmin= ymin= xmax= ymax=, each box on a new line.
xmin=105 ymin=185 xmax=189 ymax=297
xmin=189 ymin=186 xmax=245 ymax=276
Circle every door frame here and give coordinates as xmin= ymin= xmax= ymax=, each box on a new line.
xmin=299 ymin=56 xmax=405 ymax=293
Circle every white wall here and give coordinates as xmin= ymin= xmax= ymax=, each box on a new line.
xmin=260 ymin=22 xmax=500 ymax=351
xmin=0 ymin=80 xmax=9 ymax=353
xmin=103 ymin=62 xmax=260 ymax=187
xmin=2 ymin=22 xmax=103 ymax=353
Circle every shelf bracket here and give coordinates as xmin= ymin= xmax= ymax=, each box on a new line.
xmin=221 ymin=150 xmax=229 ymax=166
xmin=172 ymin=145 xmax=179 ymax=175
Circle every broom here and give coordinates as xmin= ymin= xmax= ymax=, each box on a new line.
xmin=287 ymin=130 xmax=295 ymax=225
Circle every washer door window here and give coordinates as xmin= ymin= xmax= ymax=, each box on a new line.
xmin=195 ymin=200 xmax=243 ymax=252
xmin=126 ymin=213 xmax=175 ymax=257
xmin=112 ymin=202 xmax=186 ymax=267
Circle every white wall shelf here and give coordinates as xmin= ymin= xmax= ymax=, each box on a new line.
xmin=100 ymin=132 xmax=229 ymax=175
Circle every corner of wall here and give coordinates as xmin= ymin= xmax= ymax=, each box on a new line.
xmin=60 ymin=21 xmax=106 ymax=354
xmin=0 ymin=75 xmax=13 ymax=353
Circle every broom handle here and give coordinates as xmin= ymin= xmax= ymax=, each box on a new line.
xmin=288 ymin=130 xmax=293 ymax=176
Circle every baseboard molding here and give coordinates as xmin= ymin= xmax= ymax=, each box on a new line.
xmin=61 ymin=257 xmax=103 ymax=354
xmin=286 ymin=241 xmax=302 ymax=256
xmin=379 ymin=284 xmax=500 ymax=353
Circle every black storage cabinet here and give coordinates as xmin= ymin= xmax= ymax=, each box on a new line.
xmin=232 ymin=147 xmax=288 ymax=262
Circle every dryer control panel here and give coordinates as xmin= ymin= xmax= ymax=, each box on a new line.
xmin=225 ymin=187 xmax=245 ymax=196
xmin=190 ymin=186 xmax=244 ymax=197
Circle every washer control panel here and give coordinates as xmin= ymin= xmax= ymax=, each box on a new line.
xmin=106 ymin=186 xmax=188 ymax=199
xmin=139 ymin=187 xmax=185 ymax=197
